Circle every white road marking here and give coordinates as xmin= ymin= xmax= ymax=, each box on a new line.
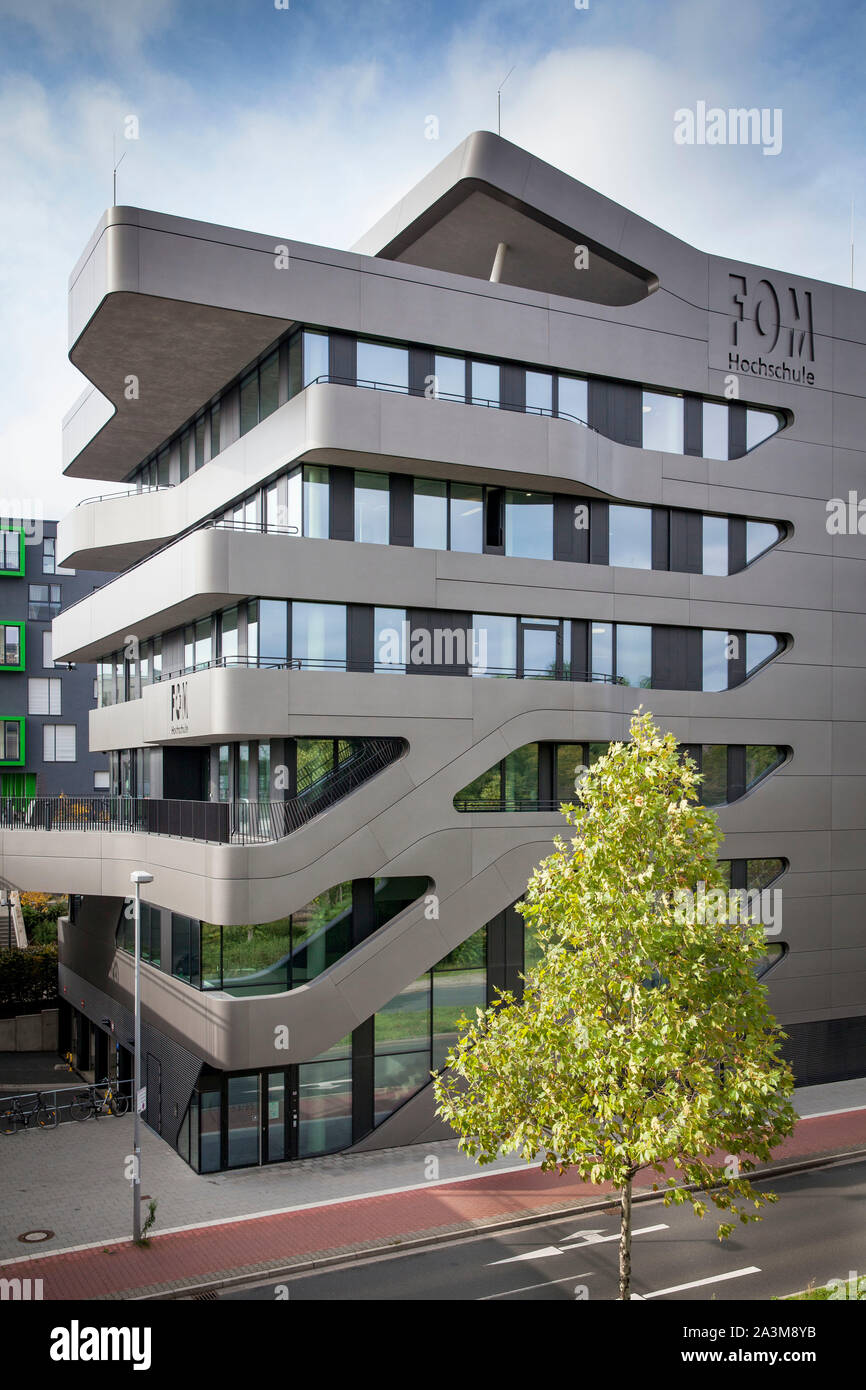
xmin=636 ymin=1266 xmax=761 ymax=1299
xmin=489 ymin=1223 xmax=668 ymax=1265
xmin=479 ymin=1272 xmax=593 ymax=1300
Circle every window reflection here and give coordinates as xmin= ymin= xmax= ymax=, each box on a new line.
xmin=505 ymin=490 xmax=553 ymax=560
xmin=292 ymin=602 xmax=347 ymax=670
xmin=609 ymin=505 xmax=652 ymax=570
xmin=413 ymin=478 xmax=448 ymax=549
xmin=616 ymin=624 xmax=652 ymax=688
xmin=642 ymin=391 xmax=684 ymax=452
xmin=702 ymin=515 xmax=728 ymax=576
xmin=702 ymin=402 xmax=729 ymax=460
xmin=355 ymin=471 xmax=389 ymax=545
xmin=450 ymin=483 xmax=483 ymax=552
xmin=702 ymin=630 xmax=729 ymax=691
xmin=357 ymin=341 xmax=409 ymax=393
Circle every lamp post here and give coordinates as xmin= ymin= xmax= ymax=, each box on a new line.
xmin=130 ymin=869 xmax=153 ymax=1242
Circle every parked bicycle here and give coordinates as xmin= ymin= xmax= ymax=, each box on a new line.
xmin=69 ymin=1079 xmax=129 ymax=1120
xmin=0 ymin=1091 xmax=58 ymax=1134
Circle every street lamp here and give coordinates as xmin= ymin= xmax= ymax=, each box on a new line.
xmin=130 ymin=869 xmax=153 ymax=1243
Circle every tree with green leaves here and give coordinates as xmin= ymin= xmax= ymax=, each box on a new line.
xmin=433 ymin=709 xmax=795 ymax=1300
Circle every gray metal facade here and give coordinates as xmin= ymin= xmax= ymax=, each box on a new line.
xmin=2 ymin=131 xmax=864 ymax=1164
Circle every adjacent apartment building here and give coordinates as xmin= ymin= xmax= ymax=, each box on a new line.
xmin=0 ymin=132 xmax=862 ymax=1170
xmin=1 ymin=518 xmax=111 ymax=799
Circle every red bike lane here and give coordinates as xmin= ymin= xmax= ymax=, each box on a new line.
xmin=5 ymin=1107 xmax=865 ymax=1301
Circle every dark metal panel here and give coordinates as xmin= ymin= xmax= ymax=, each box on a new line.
xmin=728 ymin=517 xmax=747 ymax=574
xmin=409 ymin=346 xmax=434 ymax=397
xmin=684 ymin=395 xmax=703 ymax=456
xmin=554 ymin=494 xmax=590 ymax=563
xmin=329 ymin=332 xmax=356 ymax=387
xmin=407 ymin=608 xmax=470 ymax=675
xmin=389 ymin=473 xmax=413 ymax=548
xmin=500 ymin=363 xmax=525 ymax=412
xmin=329 ymin=466 xmax=354 ymax=542
xmin=728 ymin=744 xmax=746 ymax=802
xmin=729 ymin=402 xmax=747 ymax=458
xmin=669 ymin=509 xmax=702 ymax=573
xmin=590 ymin=500 xmax=609 ymax=565
xmin=651 ymin=508 xmax=670 ymax=570
xmin=347 ymin=604 xmax=373 ymax=673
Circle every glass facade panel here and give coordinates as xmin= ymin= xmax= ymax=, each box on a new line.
xmin=556 ymin=743 xmax=586 ymax=803
xmin=292 ymin=602 xmax=346 ymax=670
xmin=266 ymin=1074 xmax=285 ymax=1161
xmin=591 ymin=622 xmax=613 ymax=681
xmin=357 ymin=341 xmax=408 ymax=392
xmin=746 ymin=632 xmax=779 ymax=674
xmin=239 ymin=372 xmax=258 ymax=436
xmin=450 ymin=483 xmax=483 ymax=553
xmin=219 ymin=919 xmax=292 ymax=995
xmin=609 ymin=505 xmax=652 ymax=569
xmin=355 ymin=471 xmax=389 ymax=544
xmin=375 ymin=975 xmax=431 ymax=1053
xmin=290 ymin=881 xmax=353 ymax=987
xmin=220 ymin=607 xmax=238 ymax=662
xmin=260 ymin=351 xmax=279 ymax=418
xmin=298 ymin=1058 xmax=351 ymax=1156
xmin=747 ymin=858 xmax=785 ymax=890
xmin=616 ymin=624 xmax=652 ymax=688
xmin=286 ymin=467 xmax=302 ymax=536
xmin=432 ymin=966 xmax=485 ymax=1070
xmin=374 ymin=1052 xmax=431 ymax=1125
xmin=702 ymin=515 xmax=728 ymax=576
xmin=433 ymin=354 xmax=465 ymax=401
xmin=375 ymin=607 xmax=407 ymax=674
xmin=472 ymin=614 xmax=516 ymax=677
xmin=702 ymin=402 xmax=729 ymax=459
xmin=413 ymin=478 xmax=448 ymax=550
xmin=746 ymin=745 xmax=782 ymax=787
xmin=746 ymin=409 xmax=779 ymax=450
xmin=642 ymin=391 xmax=684 ymax=452
xmin=471 ymin=360 xmax=500 ymax=406
xmin=557 ymin=375 xmax=588 ymax=422
xmin=303 ymin=330 xmax=329 ymax=387
xmin=504 ymin=490 xmax=553 ymax=560
xmin=199 ymin=1089 xmax=221 ymax=1173
xmin=702 ymin=630 xmax=729 ymax=691
xmin=303 ymin=465 xmax=329 ymax=539
xmin=226 ymin=1074 xmax=259 ymax=1168
xmin=525 ymin=371 xmax=553 ymax=414
xmin=746 ymin=520 xmax=780 ymax=563
xmin=503 ymin=744 xmax=539 ymax=805
xmin=701 ymin=745 xmax=727 ymax=806
xmin=257 ymin=741 xmax=271 ymax=800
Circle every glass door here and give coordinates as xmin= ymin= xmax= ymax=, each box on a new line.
xmin=262 ymin=1069 xmax=298 ymax=1163
xmin=518 ymin=618 xmax=563 ymax=680
xmin=226 ymin=1073 xmax=260 ymax=1168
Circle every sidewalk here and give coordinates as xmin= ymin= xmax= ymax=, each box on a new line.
xmin=3 ymin=1079 xmax=866 ymax=1300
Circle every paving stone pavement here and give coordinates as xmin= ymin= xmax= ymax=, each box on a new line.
xmin=1 ymin=1076 xmax=863 ymax=1269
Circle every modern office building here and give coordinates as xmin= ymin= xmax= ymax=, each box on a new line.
xmin=0 ymin=518 xmax=111 ymax=799
xmin=0 ymin=132 xmax=863 ymax=1169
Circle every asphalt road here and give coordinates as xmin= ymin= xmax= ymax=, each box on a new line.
xmin=215 ymin=1157 xmax=866 ymax=1301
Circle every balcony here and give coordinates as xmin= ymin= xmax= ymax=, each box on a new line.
xmin=0 ymin=737 xmax=405 ymax=845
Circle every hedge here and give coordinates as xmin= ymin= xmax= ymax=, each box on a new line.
xmin=0 ymin=944 xmax=59 ymax=1007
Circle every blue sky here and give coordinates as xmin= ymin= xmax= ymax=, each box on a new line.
xmin=1 ymin=0 xmax=865 ymax=509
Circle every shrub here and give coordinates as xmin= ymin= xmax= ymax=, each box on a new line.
xmin=0 ymin=944 xmax=59 ymax=1007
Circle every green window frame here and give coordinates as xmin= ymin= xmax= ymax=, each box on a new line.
xmin=0 ymin=622 xmax=24 ymax=670
xmin=0 ymin=528 xmax=24 ymax=577
xmin=0 ymin=717 xmax=25 ymax=765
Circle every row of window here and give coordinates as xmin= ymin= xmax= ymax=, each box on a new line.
xmin=96 ymin=599 xmax=784 ymax=704
xmin=130 ymin=325 xmax=784 ymax=491
xmin=454 ymin=742 xmax=787 ymax=811
xmin=217 ymin=462 xmax=784 ymax=576
xmin=160 ymin=860 xmax=786 ymax=1169
xmin=118 ymin=877 xmax=430 ymax=997
xmin=106 ymin=736 xmax=365 ymax=802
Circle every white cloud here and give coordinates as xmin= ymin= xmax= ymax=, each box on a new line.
xmin=0 ymin=11 xmax=863 ymax=516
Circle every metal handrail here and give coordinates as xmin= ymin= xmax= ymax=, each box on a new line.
xmin=76 ymin=485 xmax=175 ymax=506
xmin=60 ymin=370 xmax=595 ymax=613
xmin=454 ymin=798 xmax=570 ymax=813
xmin=0 ymin=738 xmax=404 ymax=845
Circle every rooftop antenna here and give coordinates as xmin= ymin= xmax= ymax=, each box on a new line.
xmin=497 ymin=66 xmax=515 ymax=137
xmin=112 ymin=133 xmax=126 ymax=206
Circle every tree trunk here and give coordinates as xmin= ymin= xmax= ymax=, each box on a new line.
xmin=619 ymin=1176 xmax=633 ymax=1301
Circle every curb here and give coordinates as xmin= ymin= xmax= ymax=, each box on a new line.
xmin=129 ymin=1143 xmax=866 ymax=1302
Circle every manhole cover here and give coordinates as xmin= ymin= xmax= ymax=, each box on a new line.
xmin=18 ymin=1229 xmax=54 ymax=1244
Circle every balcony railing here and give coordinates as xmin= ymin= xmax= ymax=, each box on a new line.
xmin=0 ymin=737 xmax=405 ymax=845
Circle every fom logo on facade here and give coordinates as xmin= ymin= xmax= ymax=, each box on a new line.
xmin=49 ymin=1321 xmax=152 ymax=1371
xmin=728 ymin=273 xmax=817 ymax=385
xmin=169 ymin=678 xmax=189 ymax=734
